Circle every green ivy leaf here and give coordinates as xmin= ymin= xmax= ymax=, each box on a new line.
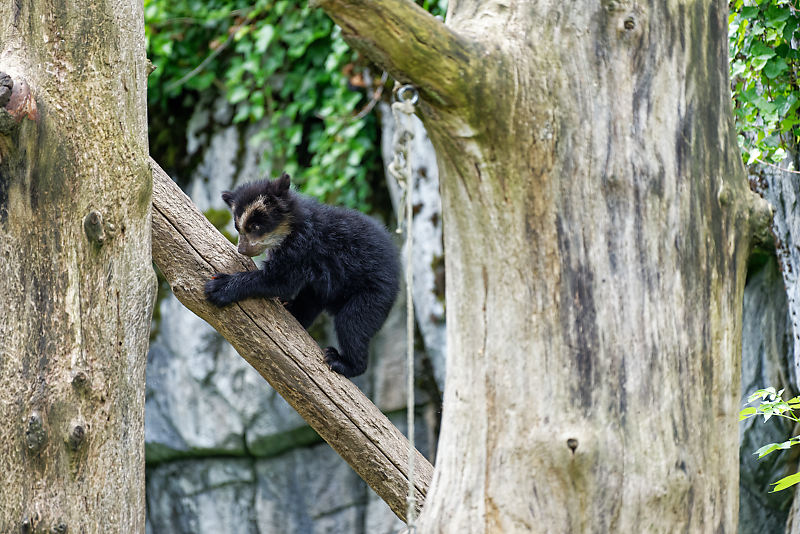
xmin=228 ymin=85 xmax=249 ymax=104
xmin=254 ymin=24 xmax=275 ymax=53
xmin=740 ymin=6 xmax=759 ymax=19
xmin=765 ymin=5 xmax=791 ymax=27
xmin=746 ymin=147 xmax=762 ymax=166
xmin=763 ymin=56 xmax=788 ymax=79
xmin=783 ymin=16 xmax=799 ymax=41
xmin=749 ymin=41 xmax=776 ymax=60
xmin=740 ymin=406 xmax=758 ymax=420
xmin=772 ymin=472 xmax=800 ymax=492
xmin=755 ymin=442 xmax=782 ymax=458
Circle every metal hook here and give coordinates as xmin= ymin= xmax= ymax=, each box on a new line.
xmin=395 ymin=84 xmax=419 ymax=106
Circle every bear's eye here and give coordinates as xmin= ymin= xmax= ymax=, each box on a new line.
xmin=249 ymin=223 xmax=263 ymax=234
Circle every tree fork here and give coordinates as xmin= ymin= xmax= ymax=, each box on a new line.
xmin=312 ymin=1 xmax=764 ymax=532
xmin=149 ymin=159 xmax=432 ymax=522
xmin=310 ymin=0 xmax=474 ymax=110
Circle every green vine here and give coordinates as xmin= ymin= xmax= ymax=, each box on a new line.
xmin=729 ymin=0 xmax=800 ymax=167
xmin=740 ymin=387 xmax=800 ymax=492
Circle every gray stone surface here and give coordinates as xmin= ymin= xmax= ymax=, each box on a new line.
xmin=147 ymin=459 xmax=257 ymax=534
xmin=146 ymin=442 xmax=418 ymax=534
xmin=146 ymin=295 xmax=267 ymax=459
xmin=184 ymin=95 xmax=267 ymax=212
xmin=379 ymin=102 xmax=447 ymax=389
xmin=739 ymin=257 xmax=794 ymax=534
xmin=254 ymin=446 xmax=366 ymax=532
xmin=750 ymin=163 xmax=800 ymax=393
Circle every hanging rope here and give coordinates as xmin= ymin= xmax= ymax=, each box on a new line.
xmin=388 ymin=82 xmax=419 ymax=532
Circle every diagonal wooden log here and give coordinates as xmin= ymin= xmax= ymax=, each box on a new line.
xmin=149 ymin=158 xmax=432 ymax=522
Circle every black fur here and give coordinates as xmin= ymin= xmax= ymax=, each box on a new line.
xmin=205 ymin=174 xmax=400 ymax=378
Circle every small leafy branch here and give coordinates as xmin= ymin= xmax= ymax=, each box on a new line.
xmin=740 ymin=387 xmax=800 ymax=491
xmin=729 ymin=0 xmax=800 ymax=168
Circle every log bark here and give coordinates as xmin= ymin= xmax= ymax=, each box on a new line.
xmin=0 ymin=1 xmax=154 ymax=531
xmin=315 ymin=0 xmax=765 ymax=531
xmin=149 ymin=159 xmax=432 ymax=522
xmin=309 ymin=0 xmax=473 ymax=109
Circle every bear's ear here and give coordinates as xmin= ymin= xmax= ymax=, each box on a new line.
xmin=221 ymin=191 xmax=235 ymax=207
xmin=276 ymin=172 xmax=291 ymax=195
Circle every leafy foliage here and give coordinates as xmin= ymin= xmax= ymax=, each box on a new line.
xmin=145 ymin=0 xmax=380 ymax=210
xmin=740 ymin=387 xmax=800 ymax=492
xmin=729 ymin=0 xmax=800 ymax=167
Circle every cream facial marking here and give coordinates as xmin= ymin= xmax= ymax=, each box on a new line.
xmin=237 ymin=195 xmax=268 ymax=230
xmin=235 ymin=212 xmax=292 ymax=257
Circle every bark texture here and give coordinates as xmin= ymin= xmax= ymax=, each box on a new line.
xmin=150 ymin=160 xmax=433 ymax=522
xmin=0 ymin=1 xmax=153 ymax=532
xmin=316 ymin=0 xmax=760 ymax=531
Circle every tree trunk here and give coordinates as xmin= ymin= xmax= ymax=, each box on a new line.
xmin=0 ymin=1 xmax=154 ymax=532
xmin=315 ymin=0 xmax=767 ymax=531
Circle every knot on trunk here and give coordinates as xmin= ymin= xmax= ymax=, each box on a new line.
xmin=0 ymin=72 xmax=38 ymax=137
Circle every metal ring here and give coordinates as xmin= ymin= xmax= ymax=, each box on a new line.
xmin=396 ymin=84 xmax=419 ymax=105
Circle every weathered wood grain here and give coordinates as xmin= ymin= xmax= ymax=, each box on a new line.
xmin=0 ymin=1 xmax=153 ymax=531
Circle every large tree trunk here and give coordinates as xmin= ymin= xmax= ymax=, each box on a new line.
xmin=315 ymin=0 xmax=766 ymax=531
xmin=0 ymin=1 xmax=154 ymax=532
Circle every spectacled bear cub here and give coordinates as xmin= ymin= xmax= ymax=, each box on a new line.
xmin=204 ymin=173 xmax=400 ymax=378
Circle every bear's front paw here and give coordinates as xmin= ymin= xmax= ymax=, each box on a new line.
xmin=205 ymin=273 xmax=235 ymax=307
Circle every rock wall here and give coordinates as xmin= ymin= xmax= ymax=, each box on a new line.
xmin=741 ymin=160 xmax=800 ymax=534
xmin=739 ymin=256 xmax=795 ymax=533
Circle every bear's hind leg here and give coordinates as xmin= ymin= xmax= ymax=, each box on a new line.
xmin=325 ymin=293 xmax=388 ymax=378
xmin=285 ymin=288 xmax=324 ymax=329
